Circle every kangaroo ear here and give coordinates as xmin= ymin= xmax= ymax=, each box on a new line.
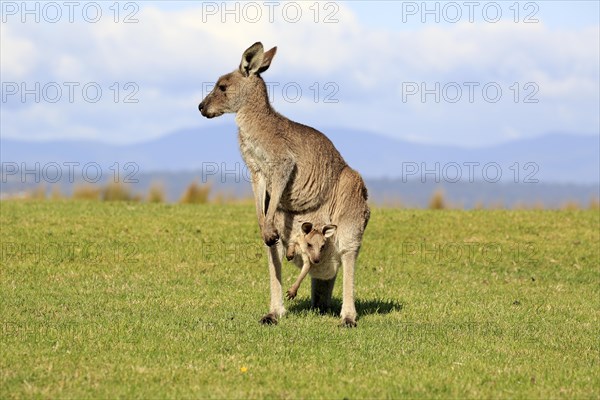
xmin=240 ymin=42 xmax=264 ymax=77
xmin=322 ymin=225 xmax=337 ymax=238
xmin=257 ymin=46 xmax=277 ymax=74
xmin=301 ymin=222 xmax=313 ymax=235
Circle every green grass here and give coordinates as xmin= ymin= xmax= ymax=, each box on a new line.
xmin=1 ymin=201 xmax=598 ymax=399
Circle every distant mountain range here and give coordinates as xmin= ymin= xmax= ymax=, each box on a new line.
xmin=1 ymin=128 xmax=598 ymax=208
xmin=2 ymin=127 xmax=598 ymax=183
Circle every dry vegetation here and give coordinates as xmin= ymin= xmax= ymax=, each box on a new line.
xmin=72 ymin=185 xmax=102 ymax=200
xmin=179 ymin=181 xmax=211 ymax=204
xmin=428 ymin=189 xmax=446 ymax=209
xmin=147 ymin=183 xmax=166 ymax=203
xmin=5 ymin=184 xmax=600 ymax=210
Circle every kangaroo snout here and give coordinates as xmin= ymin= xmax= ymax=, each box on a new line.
xmin=198 ymin=101 xmax=216 ymax=118
xmin=198 ymin=87 xmax=225 ymax=118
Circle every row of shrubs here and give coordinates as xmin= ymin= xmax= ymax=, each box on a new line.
xmin=9 ymin=184 xmax=600 ymax=210
xmin=395 ymin=189 xmax=598 ymax=210
xmin=16 ymin=182 xmax=216 ymax=204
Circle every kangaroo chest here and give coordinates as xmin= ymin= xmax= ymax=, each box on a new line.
xmin=238 ymin=130 xmax=273 ymax=177
xmin=238 ymin=127 xmax=329 ymax=213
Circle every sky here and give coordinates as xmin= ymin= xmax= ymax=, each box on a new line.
xmin=1 ymin=0 xmax=599 ymax=147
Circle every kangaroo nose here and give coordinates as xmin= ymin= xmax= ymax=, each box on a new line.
xmin=198 ymin=102 xmax=204 ymax=112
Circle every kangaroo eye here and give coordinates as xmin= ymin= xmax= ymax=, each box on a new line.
xmin=307 ymin=243 xmax=312 ymax=248
xmin=218 ymin=85 xmax=227 ymax=92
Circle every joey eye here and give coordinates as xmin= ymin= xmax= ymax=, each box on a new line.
xmin=218 ymin=85 xmax=227 ymax=92
xmin=307 ymin=243 xmax=312 ymax=248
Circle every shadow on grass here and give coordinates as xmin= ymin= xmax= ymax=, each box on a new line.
xmin=287 ymin=297 xmax=403 ymax=318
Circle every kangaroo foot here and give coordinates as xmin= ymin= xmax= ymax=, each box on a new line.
xmin=259 ymin=313 xmax=278 ymax=325
xmin=340 ymin=317 xmax=357 ymax=328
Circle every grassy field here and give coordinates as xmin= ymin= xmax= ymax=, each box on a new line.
xmin=1 ymin=201 xmax=598 ymax=398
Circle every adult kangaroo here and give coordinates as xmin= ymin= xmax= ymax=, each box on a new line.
xmin=198 ymin=42 xmax=370 ymax=327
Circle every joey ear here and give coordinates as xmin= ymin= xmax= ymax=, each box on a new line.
xmin=301 ymin=222 xmax=313 ymax=235
xmin=257 ymin=46 xmax=277 ymax=74
xmin=322 ymin=225 xmax=337 ymax=238
xmin=240 ymin=42 xmax=264 ymax=77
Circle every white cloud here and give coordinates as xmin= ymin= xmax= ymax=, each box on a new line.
xmin=0 ymin=1 xmax=598 ymax=146
xmin=0 ymin=25 xmax=38 ymax=79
